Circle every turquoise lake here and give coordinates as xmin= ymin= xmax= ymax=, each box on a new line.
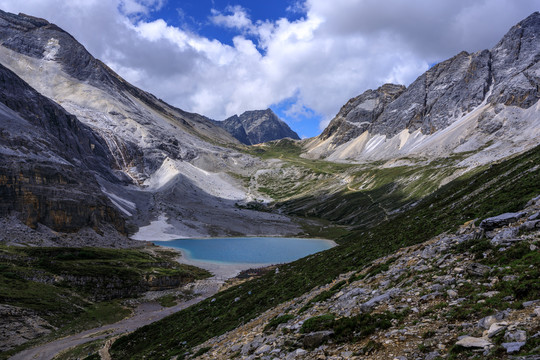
xmin=153 ymin=237 xmax=335 ymax=265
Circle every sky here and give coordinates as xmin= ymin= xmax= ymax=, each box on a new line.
xmin=0 ymin=1 xmax=539 ymax=138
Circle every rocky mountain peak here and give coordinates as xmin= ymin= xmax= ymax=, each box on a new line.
xmin=319 ymin=83 xmax=405 ymax=142
xmin=218 ymin=108 xmax=300 ymax=145
xmin=306 ymin=12 xmax=540 ymax=162
xmin=488 ymin=11 xmax=540 ymax=108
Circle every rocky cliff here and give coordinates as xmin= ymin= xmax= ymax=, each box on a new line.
xmin=305 ymin=12 xmax=540 ymax=164
xmin=218 ymin=109 xmax=300 ymax=145
xmin=0 ymin=62 xmax=126 ymax=234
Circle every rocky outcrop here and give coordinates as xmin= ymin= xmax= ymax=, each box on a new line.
xmin=218 ymin=109 xmax=300 ymax=145
xmin=319 ymin=83 xmax=405 ymax=143
xmin=0 ymin=305 xmax=53 ymax=352
xmin=0 ymin=62 xmax=127 ymax=234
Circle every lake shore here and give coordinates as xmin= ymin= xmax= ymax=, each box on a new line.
xmin=174 ymin=248 xmax=273 ymax=280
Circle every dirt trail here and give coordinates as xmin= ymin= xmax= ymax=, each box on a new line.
xmin=8 ymin=280 xmax=221 ymax=360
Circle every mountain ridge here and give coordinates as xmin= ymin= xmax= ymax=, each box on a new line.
xmin=304 ymin=11 xmax=540 ymax=164
xmin=217 ymin=108 xmax=300 ymax=145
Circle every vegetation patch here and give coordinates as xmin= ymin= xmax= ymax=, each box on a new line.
xmin=0 ymin=245 xmax=209 ymax=358
xmin=264 ymin=314 xmax=295 ymax=332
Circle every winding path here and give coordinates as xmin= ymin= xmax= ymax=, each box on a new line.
xmin=9 ymin=280 xmax=221 ymax=360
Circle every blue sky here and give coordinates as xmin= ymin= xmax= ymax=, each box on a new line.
xmin=151 ymin=0 xmax=304 ymax=45
xmin=143 ymin=0 xmax=321 ymax=138
xmin=2 ymin=0 xmax=539 ymax=139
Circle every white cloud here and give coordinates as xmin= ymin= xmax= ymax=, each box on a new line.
xmin=210 ymin=5 xmax=253 ymax=31
xmin=0 ymin=0 xmax=539 ymax=133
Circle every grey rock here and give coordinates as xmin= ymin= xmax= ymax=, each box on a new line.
xmin=478 ymin=313 xmax=506 ymax=329
xmin=528 ymin=212 xmax=540 ymax=221
xmin=480 ymin=212 xmax=527 ymax=231
xmin=503 ymin=275 xmax=518 ymax=282
xmin=520 ymin=220 xmax=540 ymax=231
xmin=338 ymin=287 xmax=367 ymax=300
xmin=0 ymin=61 xmax=127 ymax=236
xmin=502 ymin=342 xmax=526 ymax=353
xmin=455 ymin=336 xmax=493 ymax=349
xmin=360 ymin=288 xmax=401 ymax=311
xmin=489 ymin=12 xmax=540 ymax=108
xmin=217 ymin=109 xmax=300 ymax=145
xmin=425 ymin=351 xmax=440 ymax=360
xmin=286 ymin=348 xmax=307 ymax=359
xmin=523 ymin=300 xmax=540 ymax=307
xmin=319 ymin=83 xmax=405 ymax=145
xmin=429 ymin=284 xmax=445 ymax=292
xmin=487 ymin=322 xmax=508 ymax=338
xmin=302 ymin=331 xmax=333 ymax=348
xmin=505 ymin=329 xmax=527 ymax=342
xmin=491 ymin=228 xmax=520 ymax=244
xmin=255 ymin=344 xmax=272 ymax=355
xmin=420 ymin=292 xmax=443 ymax=301
xmin=466 ymin=263 xmax=491 ymax=277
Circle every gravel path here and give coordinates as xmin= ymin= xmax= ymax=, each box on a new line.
xmin=8 ymin=280 xmax=221 ymax=360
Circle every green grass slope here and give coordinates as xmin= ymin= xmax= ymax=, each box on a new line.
xmin=110 ymin=145 xmax=540 ymax=359
xmin=0 ymin=246 xmax=209 ymax=359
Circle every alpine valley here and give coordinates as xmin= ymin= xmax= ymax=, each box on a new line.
xmin=0 ymin=9 xmax=539 ymax=360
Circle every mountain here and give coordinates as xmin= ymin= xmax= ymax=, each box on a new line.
xmin=2 ymin=9 xmax=540 ymax=360
xmin=0 ymin=10 xmax=301 ymax=240
xmin=0 ymin=61 xmax=127 ymax=240
xmin=217 ymin=109 xmax=301 ymax=145
xmin=104 ymin=12 xmax=540 ymax=360
xmin=304 ymin=12 xmax=540 ymax=165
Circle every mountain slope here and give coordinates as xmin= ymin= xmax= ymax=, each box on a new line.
xmin=0 ymin=10 xmax=301 ymax=239
xmin=218 ymin=109 xmax=300 ymax=145
xmin=304 ymin=12 xmax=540 ymax=165
xmin=110 ymin=141 xmax=540 ymax=359
xmin=0 ymin=61 xmax=127 ymax=237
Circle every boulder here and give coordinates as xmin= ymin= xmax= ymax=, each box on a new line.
xmin=487 ymin=322 xmax=508 ymax=338
xmin=302 ymin=330 xmax=334 ymax=348
xmin=455 ymin=336 xmax=493 ymax=349
xmin=502 ymin=342 xmax=525 ymax=353
xmin=504 ymin=329 xmax=527 ymax=342
xmin=360 ymin=288 xmax=401 ymax=311
xmin=490 ymin=228 xmax=520 ymax=245
xmin=480 ymin=212 xmax=526 ymax=230
xmin=466 ymin=263 xmax=491 ymax=277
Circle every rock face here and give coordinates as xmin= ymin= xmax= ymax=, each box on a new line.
xmin=319 ymin=83 xmax=406 ymax=143
xmin=305 ymin=12 xmax=540 ymax=163
xmin=0 ymin=62 xmax=126 ymax=234
xmin=218 ymin=109 xmax=300 ymax=145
